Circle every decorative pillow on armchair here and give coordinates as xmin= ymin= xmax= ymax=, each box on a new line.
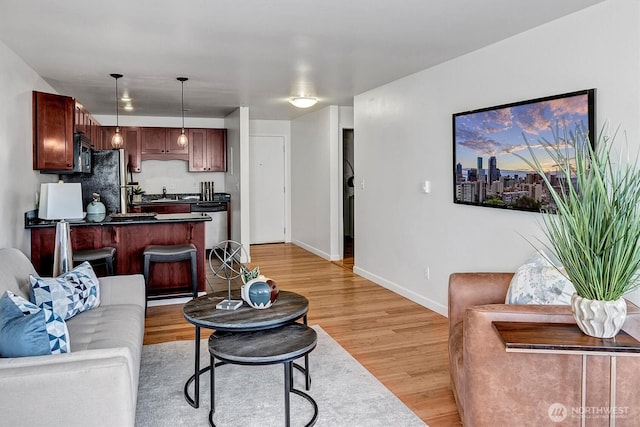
xmin=30 ymin=261 xmax=100 ymax=320
xmin=0 ymin=291 xmax=70 ymax=357
xmin=505 ymin=251 xmax=576 ymax=305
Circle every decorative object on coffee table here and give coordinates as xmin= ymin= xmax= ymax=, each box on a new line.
xmin=208 ymin=240 xmax=246 ymax=310
xmin=241 ymin=275 xmax=279 ymax=309
xmin=518 ymin=124 xmax=640 ymax=338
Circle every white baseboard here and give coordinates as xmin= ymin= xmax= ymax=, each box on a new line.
xmin=147 ymin=292 xmax=206 ymax=308
xmin=353 ymin=266 xmax=448 ymax=316
xmin=291 ymin=240 xmax=340 ymax=261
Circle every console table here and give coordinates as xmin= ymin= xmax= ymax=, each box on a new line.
xmin=183 ymin=290 xmax=309 ymax=408
xmin=493 ymin=321 xmax=640 ymax=427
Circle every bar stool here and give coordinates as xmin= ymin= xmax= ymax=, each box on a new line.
xmin=72 ymin=247 xmax=116 ymax=276
xmin=143 ymin=243 xmax=198 ymax=311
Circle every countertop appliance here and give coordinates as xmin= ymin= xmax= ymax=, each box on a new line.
xmin=190 ymin=198 xmax=228 ymax=248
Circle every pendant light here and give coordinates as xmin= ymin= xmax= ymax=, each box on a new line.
xmin=110 ymin=73 xmax=124 ymax=148
xmin=176 ymin=77 xmax=189 ymax=147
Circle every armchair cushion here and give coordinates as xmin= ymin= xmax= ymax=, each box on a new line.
xmin=505 ymin=251 xmax=575 ymax=305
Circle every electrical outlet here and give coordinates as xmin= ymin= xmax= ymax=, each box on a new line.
xmin=168 ymin=183 xmax=177 ymax=190
xmin=423 ymin=267 xmax=430 ymax=280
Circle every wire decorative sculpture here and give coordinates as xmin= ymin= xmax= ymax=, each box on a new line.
xmin=208 ymin=240 xmax=247 ymax=310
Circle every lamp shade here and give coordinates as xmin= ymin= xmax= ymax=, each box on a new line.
xmin=39 ymin=183 xmax=84 ymax=220
xmin=289 ymin=96 xmax=318 ymax=108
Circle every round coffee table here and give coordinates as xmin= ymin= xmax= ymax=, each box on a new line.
xmin=208 ymin=324 xmax=319 ymax=427
xmin=183 ymin=290 xmax=310 ymax=408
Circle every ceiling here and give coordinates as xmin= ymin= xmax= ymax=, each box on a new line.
xmin=0 ymin=0 xmax=603 ymax=120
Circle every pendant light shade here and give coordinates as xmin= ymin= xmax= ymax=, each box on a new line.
xmin=110 ymin=73 xmax=124 ymax=148
xmin=177 ymin=77 xmax=188 ymax=147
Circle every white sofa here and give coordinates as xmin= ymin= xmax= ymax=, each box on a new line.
xmin=0 ymin=248 xmax=146 ymax=427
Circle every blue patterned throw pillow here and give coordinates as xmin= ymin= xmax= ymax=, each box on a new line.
xmin=30 ymin=261 xmax=101 ymax=320
xmin=0 ymin=291 xmax=70 ymax=357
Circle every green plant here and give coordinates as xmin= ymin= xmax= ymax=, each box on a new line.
xmin=132 ymin=186 xmax=144 ymax=195
xmin=240 ymin=265 xmax=260 ymax=283
xmin=518 ymin=124 xmax=640 ymax=301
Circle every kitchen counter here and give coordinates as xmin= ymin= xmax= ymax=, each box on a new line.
xmin=28 ymin=212 xmax=211 ymax=296
xmin=25 ymin=212 xmax=211 ymax=228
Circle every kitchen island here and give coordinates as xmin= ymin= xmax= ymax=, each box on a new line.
xmin=26 ymin=212 xmax=212 ymax=297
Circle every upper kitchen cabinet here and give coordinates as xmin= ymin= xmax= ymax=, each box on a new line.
xmin=74 ymin=102 xmax=100 ymax=146
xmin=101 ymin=126 xmax=142 ymax=172
xmin=33 ymin=91 xmax=75 ymax=170
xmin=141 ymin=127 xmax=188 ymax=161
xmin=33 ymin=91 xmax=102 ymax=171
xmin=189 ymin=128 xmax=227 ymax=172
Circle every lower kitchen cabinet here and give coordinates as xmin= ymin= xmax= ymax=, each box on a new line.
xmin=29 ymin=220 xmax=206 ymax=295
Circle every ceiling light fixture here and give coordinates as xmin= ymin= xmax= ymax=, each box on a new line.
xmin=176 ymin=77 xmax=189 ymax=147
xmin=110 ymin=73 xmax=124 ymax=148
xmin=289 ymin=96 xmax=318 ymax=109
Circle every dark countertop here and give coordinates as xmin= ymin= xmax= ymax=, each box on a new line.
xmin=25 ymin=212 xmax=212 ymax=229
xmin=131 ymin=192 xmax=230 ymax=206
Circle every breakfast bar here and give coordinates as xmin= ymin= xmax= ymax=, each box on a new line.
xmin=26 ymin=212 xmax=211 ymax=296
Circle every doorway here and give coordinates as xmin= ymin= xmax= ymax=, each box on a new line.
xmin=343 ymin=129 xmax=354 ymax=264
xmin=249 ymin=135 xmax=286 ymax=244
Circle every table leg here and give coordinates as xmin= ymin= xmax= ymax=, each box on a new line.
xmin=194 ymin=326 xmax=201 ymax=407
xmin=610 ymin=355 xmax=617 ymax=427
xmin=209 ymin=353 xmax=216 ymax=426
xmin=284 ymin=361 xmax=292 ymax=427
xmin=581 ymin=354 xmax=587 ymax=427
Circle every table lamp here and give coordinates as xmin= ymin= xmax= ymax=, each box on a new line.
xmin=39 ymin=183 xmax=84 ymax=276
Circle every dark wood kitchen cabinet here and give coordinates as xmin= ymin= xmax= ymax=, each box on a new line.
xmin=33 ymin=91 xmax=102 ymax=171
xmin=141 ymin=127 xmax=188 ymax=161
xmin=188 ymin=128 xmax=227 ymax=172
xmin=30 ymin=220 xmax=207 ymax=295
xmin=101 ymin=126 xmax=142 ymax=172
xmin=32 ymin=91 xmax=75 ymax=170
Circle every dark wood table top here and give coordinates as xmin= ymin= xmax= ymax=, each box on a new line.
xmin=183 ymin=290 xmax=309 ymax=331
xmin=209 ymin=323 xmax=317 ymax=364
xmin=493 ymin=322 xmax=640 ymax=355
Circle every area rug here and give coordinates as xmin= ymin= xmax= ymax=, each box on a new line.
xmin=136 ymin=325 xmax=427 ymax=427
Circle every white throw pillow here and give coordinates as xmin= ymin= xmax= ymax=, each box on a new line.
xmin=29 ymin=261 xmax=100 ymax=320
xmin=505 ymin=251 xmax=576 ymax=305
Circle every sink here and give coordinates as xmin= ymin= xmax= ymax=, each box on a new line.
xmin=150 ymin=198 xmax=177 ymax=203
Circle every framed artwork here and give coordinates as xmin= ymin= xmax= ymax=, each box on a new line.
xmin=452 ymin=89 xmax=595 ymax=212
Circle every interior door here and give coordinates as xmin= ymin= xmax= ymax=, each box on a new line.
xmin=250 ymin=136 xmax=285 ymax=244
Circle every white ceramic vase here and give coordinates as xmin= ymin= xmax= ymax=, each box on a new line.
xmin=570 ymin=293 xmax=627 ymax=338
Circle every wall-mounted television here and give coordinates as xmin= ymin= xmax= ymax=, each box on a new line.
xmin=452 ymin=89 xmax=596 ymax=212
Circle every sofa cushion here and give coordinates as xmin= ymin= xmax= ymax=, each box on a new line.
xmin=505 ymin=251 xmax=575 ymax=305
xmin=30 ymin=262 xmax=100 ymax=320
xmin=0 ymin=291 xmax=70 ymax=357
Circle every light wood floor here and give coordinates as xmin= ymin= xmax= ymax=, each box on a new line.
xmin=143 ymin=243 xmax=462 ymax=426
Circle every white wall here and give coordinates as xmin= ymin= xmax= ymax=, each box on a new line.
xmin=94 ymin=114 xmax=227 ymax=195
xmin=0 ymin=40 xmax=58 ymax=254
xmin=290 ymin=106 xmax=336 ymax=259
xmin=354 ymin=0 xmax=640 ymax=315
xmin=224 ymin=107 xmax=250 ymax=261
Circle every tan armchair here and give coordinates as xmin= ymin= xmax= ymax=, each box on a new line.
xmin=448 ymin=272 xmax=640 ymax=426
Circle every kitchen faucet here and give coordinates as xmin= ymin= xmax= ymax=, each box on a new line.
xmin=162 ymin=186 xmax=167 ymax=198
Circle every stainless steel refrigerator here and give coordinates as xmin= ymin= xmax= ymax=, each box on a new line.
xmin=65 ymin=149 xmax=128 ymax=214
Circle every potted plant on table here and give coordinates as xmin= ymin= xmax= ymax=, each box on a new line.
xmin=519 ymin=124 xmax=640 ymax=338
xmin=132 ymin=186 xmax=144 ymax=203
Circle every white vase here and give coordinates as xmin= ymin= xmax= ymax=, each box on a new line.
xmin=570 ymin=293 xmax=627 ymax=338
